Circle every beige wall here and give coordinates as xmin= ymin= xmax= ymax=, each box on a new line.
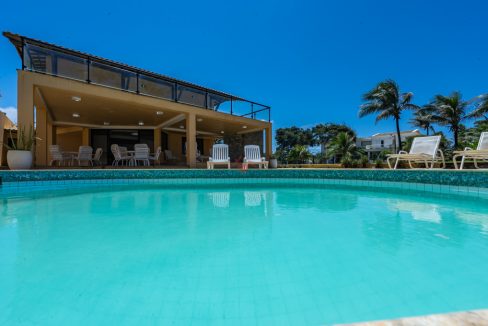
xmin=164 ymin=131 xmax=215 ymax=161
xmin=57 ymin=128 xmax=83 ymax=152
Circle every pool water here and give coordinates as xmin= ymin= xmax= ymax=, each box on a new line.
xmin=1 ymin=183 xmax=488 ymax=325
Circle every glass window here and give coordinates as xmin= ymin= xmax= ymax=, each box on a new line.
xmin=23 ymin=43 xmax=88 ymax=81
xmin=139 ymin=75 xmax=174 ymax=100
xmin=24 ymin=43 xmax=54 ymax=74
xmin=207 ymin=93 xmax=231 ymax=112
xmin=177 ymin=85 xmax=206 ymax=107
xmin=90 ymin=61 xmax=137 ymax=92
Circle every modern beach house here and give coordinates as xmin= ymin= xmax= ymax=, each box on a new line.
xmin=3 ymin=32 xmax=272 ymax=167
xmin=356 ymin=129 xmax=422 ymax=160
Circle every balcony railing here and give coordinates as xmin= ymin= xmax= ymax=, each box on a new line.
xmin=20 ymin=40 xmax=271 ymax=122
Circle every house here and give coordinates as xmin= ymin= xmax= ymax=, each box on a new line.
xmin=3 ymin=32 xmax=272 ymax=167
xmin=357 ymin=129 xmax=422 ymax=160
xmin=0 ymin=111 xmax=17 ymax=166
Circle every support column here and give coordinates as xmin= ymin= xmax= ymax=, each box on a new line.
xmin=154 ymin=128 xmax=161 ymax=152
xmin=82 ymin=128 xmax=90 ymax=146
xmin=0 ymin=113 xmax=5 ymax=166
xmin=186 ymin=112 xmax=196 ymax=168
xmin=46 ymin=122 xmax=56 ymax=165
xmin=265 ymin=125 xmax=273 ymax=160
xmin=17 ymin=71 xmax=35 ymax=137
xmin=35 ymin=105 xmax=48 ymax=166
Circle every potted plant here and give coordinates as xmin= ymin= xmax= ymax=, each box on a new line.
xmin=269 ymin=153 xmax=278 ymax=169
xmin=5 ymin=126 xmax=37 ymax=170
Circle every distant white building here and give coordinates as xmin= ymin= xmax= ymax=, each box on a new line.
xmin=356 ymin=129 xmax=422 ymax=160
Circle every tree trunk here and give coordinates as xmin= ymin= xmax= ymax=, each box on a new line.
xmin=395 ymin=118 xmax=402 ymax=152
xmin=454 ymin=127 xmax=459 ymax=149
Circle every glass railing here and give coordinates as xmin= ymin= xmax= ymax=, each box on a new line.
xmin=22 ymin=41 xmax=271 ymax=122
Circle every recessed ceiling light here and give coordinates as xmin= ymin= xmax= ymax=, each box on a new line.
xmin=197 ymin=118 xmax=203 ymax=122
xmin=71 ymin=96 xmax=81 ymax=102
xmin=138 ymin=121 xmax=144 ymax=126
xmin=72 ymin=113 xmax=80 ymax=118
xmin=220 ymin=131 xmax=225 ymax=134
xmin=179 ymin=125 xmax=185 ymax=129
xmin=242 ymin=125 xmax=247 ymax=129
xmin=131 ymin=132 xmax=138 ymax=136
xmin=103 ymin=122 xmax=110 ymax=126
xmin=156 ymin=111 xmax=164 ymax=116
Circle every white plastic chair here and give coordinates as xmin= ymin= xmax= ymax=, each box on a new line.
xmin=111 ymin=144 xmax=131 ymax=166
xmin=453 ymin=132 xmax=488 ymax=169
xmin=386 ymin=136 xmax=445 ymax=169
xmin=207 ymin=144 xmax=230 ymax=169
xmin=164 ymin=150 xmax=179 ymax=162
xmin=133 ymin=144 xmax=150 ymax=166
xmin=92 ymin=148 xmax=103 ymax=166
xmin=244 ymin=145 xmax=268 ymax=169
xmin=76 ymin=146 xmax=93 ymax=166
xmin=149 ymin=146 xmax=162 ymax=165
xmin=49 ymin=145 xmax=71 ymax=166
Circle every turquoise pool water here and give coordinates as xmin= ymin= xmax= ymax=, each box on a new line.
xmin=1 ymin=182 xmax=488 ymax=325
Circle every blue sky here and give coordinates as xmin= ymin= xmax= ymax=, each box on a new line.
xmin=0 ymin=0 xmax=487 ymax=139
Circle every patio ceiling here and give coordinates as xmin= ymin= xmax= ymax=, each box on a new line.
xmin=36 ymin=85 xmax=265 ymax=135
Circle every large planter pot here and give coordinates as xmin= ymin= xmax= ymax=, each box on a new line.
xmin=7 ymin=150 xmax=33 ymax=170
xmin=269 ymin=158 xmax=278 ymax=169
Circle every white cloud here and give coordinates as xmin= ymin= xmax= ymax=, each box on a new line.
xmin=0 ymin=106 xmax=17 ymax=124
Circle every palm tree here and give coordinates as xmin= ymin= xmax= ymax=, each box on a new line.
xmin=411 ymin=105 xmax=436 ymax=135
xmin=287 ymin=145 xmax=312 ymax=164
xmin=326 ymin=132 xmax=362 ymax=163
xmin=359 ymin=80 xmax=418 ymax=151
xmin=467 ymin=93 xmax=488 ymax=119
xmin=430 ymin=91 xmax=469 ymax=149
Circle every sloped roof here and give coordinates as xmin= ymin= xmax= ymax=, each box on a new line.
xmin=0 ymin=111 xmax=16 ymax=130
xmin=2 ymin=31 xmax=249 ymax=102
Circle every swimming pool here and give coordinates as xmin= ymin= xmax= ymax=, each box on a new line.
xmin=1 ymin=178 xmax=488 ymax=325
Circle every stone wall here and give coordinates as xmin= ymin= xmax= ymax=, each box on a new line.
xmin=223 ymin=131 xmax=263 ymax=162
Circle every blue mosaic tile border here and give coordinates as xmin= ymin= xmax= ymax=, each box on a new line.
xmin=1 ymin=169 xmax=488 ymax=188
xmin=2 ymin=176 xmax=488 ymax=200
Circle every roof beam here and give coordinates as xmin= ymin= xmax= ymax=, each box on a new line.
xmin=157 ymin=113 xmax=185 ymax=129
xmin=163 ymin=127 xmax=218 ymax=136
xmin=236 ymin=127 xmax=264 ymax=135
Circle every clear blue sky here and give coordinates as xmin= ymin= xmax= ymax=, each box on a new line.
xmin=1 ymin=0 xmax=487 ymax=139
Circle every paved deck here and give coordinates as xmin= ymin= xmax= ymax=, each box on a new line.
xmin=341 ymin=309 xmax=488 ymax=326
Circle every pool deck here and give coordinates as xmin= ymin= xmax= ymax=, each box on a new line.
xmin=341 ymin=309 xmax=488 ymax=325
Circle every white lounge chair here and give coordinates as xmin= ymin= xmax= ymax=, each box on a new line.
xmin=133 ymin=144 xmax=150 ymax=166
xmin=76 ymin=146 xmax=93 ymax=166
xmin=386 ymin=136 xmax=445 ymax=169
xmin=453 ymin=132 xmax=488 ymax=169
xmin=244 ymin=145 xmax=268 ymax=169
xmin=207 ymin=144 xmax=231 ymax=169
xmin=149 ymin=146 xmax=162 ymax=165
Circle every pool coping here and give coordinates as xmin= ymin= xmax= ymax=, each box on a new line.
xmin=340 ymin=309 xmax=488 ymax=325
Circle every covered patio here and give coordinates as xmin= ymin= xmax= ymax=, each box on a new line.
xmin=6 ymin=32 xmax=272 ymax=168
